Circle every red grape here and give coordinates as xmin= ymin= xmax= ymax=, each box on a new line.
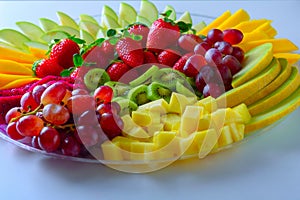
xmin=194 ymin=42 xmax=211 ymax=56
xmin=214 ymin=41 xmax=233 ymax=55
xmin=178 ymin=34 xmax=203 ymax=52
xmin=222 ymin=55 xmax=242 ymax=75
xmin=61 ymin=136 xmax=81 ymax=157
xmin=31 ymin=136 xmax=41 ymax=149
xmin=77 ymin=110 xmax=99 ymax=126
xmin=43 ymin=104 xmax=70 ymax=125
xmin=66 ymin=95 xmax=95 ymax=115
xmin=16 ymin=115 xmax=44 ymax=137
xmin=99 ymin=113 xmax=123 ymax=140
xmin=38 ymin=127 xmax=61 ymax=152
xmin=20 ymin=92 xmax=39 ymax=112
xmin=217 ymin=65 xmax=233 ymax=86
xmin=203 ymin=83 xmax=225 ymax=98
xmin=231 ymin=46 xmax=245 ymax=63
xmin=183 ymin=54 xmax=207 ymax=77
xmin=93 ymin=85 xmax=114 ymax=105
xmin=223 ymin=29 xmax=244 ymax=45
xmin=32 ymin=85 xmax=46 ymax=105
xmin=195 ymin=65 xmax=222 ymax=92
xmin=205 ymin=48 xmax=223 ymax=66
xmin=5 ymin=107 xmax=23 ymax=124
xmin=40 ymin=82 xmax=67 ymax=105
xmin=6 ymin=122 xmax=25 ymax=140
xmin=75 ymin=125 xmax=100 ymax=147
xmin=206 ymin=29 xmax=224 ymax=44
xmin=72 ymin=88 xmax=89 ymax=96
xmin=97 ymin=102 xmax=120 ymax=115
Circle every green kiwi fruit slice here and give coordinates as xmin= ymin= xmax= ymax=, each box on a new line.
xmin=112 ymin=97 xmax=138 ymax=116
xmin=147 ymin=82 xmax=172 ymax=103
xmin=129 ymin=65 xmax=159 ymax=87
xmin=152 ymin=68 xmax=186 ymax=90
xmin=104 ymin=81 xmax=131 ymax=97
xmin=175 ymin=81 xmax=197 ymax=98
xmin=127 ymin=85 xmax=150 ymax=106
xmin=84 ymin=68 xmax=110 ymax=91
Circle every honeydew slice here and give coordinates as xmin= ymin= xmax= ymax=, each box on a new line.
xmin=56 ymin=11 xmax=79 ymax=30
xmin=119 ymin=2 xmax=137 ymax=25
xmin=139 ymin=0 xmax=158 ymax=24
xmin=79 ymin=20 xmax=100 ymax=38
xmin=16 ymin=21 xmax=45 ymax=42
xmin=0 ymin=29 xmax=30 ymax=51
xmin=198 ymin=10 xmax=231 ymax=35
xmin=248 ymin=66 xmax=300 ymax=116
xmin=79 ymin=14 xmax=99 ymax=25
xmin=163 ymin=5 xmax=176 ymax=21
xmin=245 ymin=86 xmax=300 ymax=134
xmin=176 ymin=11 xmax=192 ymax=24
xmin=39 ymin=18 xmax=59 ymax=32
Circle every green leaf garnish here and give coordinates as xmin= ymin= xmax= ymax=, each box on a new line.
xmin=109 ymin=37 xmax=119 ymax=45
xmin=107 ymin=29 xmax=117 ymax=37
xmin=177 ymin=21 xmax=193 ymax=33
xmin=73 ymin=54 xmax=83 ymax=67
xmin=60 ymin=67 xmax=75 ymax=77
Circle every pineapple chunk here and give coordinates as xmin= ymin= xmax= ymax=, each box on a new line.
xmin=163 ymin=113 xmax=181 ymax=131
xmin=168 ymin=93 xmax=196 ymax=114
xmin=137 ymin=98 xmax=169 ymax=114
xmin=130 ymin=142 xmax=156 ymax=160
xmin=218 ymin=125 xmax=234 ymax=147
xmin=132 ymin=111 xmax=152 ymax=127
xmin=232 ymin=103 xmax=252 ymax=124
xmin=195 ymin=96 xmax=218 ymax=113
xmin=153 ymin=131 xmax=177 ymax=148
xmin=101 ymin=140 xmax=123 ymax=161
xmin=229 ymin=123 xmax=245 ymax=142
xmin=198 ymin=114 xmax=213 ymax=131
xmin=180 ymin=105 xmax=204 ymax=137
xmin=198 ymin=129 xmax=219 ymax=158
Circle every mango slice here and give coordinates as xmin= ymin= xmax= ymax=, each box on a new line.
xmin=198 ymin=10 xmax=231 ymax=35
xmin=274 ymin=53 xmax=300 ymax=65
xmin=0 ymin=74 xmax=34 ymax=88
xmin=233 ymin=19 xmax=271 ymax=33
xmin=218 ymin=9 xmax=250 ymax=30
xmin=241 ymin=30 xmax=270 ymax=44
xmin=0 ymin=59 xmax=33 ymax=75
xmin=0 ymin=46 xmax=38 ymax=64
xmin=0 ymin=77 xmax=39 ymax=90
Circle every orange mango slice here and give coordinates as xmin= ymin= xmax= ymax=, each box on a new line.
xmin=218 ymin=9 xmax=250 ymax=30
xmin=0 ymin=77 xmax=39 ymax=90
xmin=0 ymin=59 xmax=33 ymax=75
xmin=241 ymin=30 xmax=270 ymax=43
xmin=233 ymin=19 xmax=271 ymax=33
xmin=0 ymin=73 xmax=33 ymax=87
xmin=274 ymin=53 xmax=300 ymax=65
xmin=198 ymin=10 xmax=231 ymax=35
xmin=0 ymin=46 xmax=38 ymax=64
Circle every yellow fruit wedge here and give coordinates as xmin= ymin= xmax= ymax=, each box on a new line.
xmin=274 ymin=53 xmax=300 ymax=65
xmin=238 ymin=38 xmax=298 ymax=53
xmin=0 ymin=74 xmax=35 ymax=88
xmin=233 ymin=43 xmax=273 ymax=88
xmin=248 ymin=67 xmax=300 ymax=116
xmin=29 ymin=47 xmax=47 ymax=59
xmin=244 ymin=58 xmax=292 ymax=105
xmin=180 ymin=105 xmax=203 ymax=137
xmin=198 ymin=10 xmax=231 ymax=35
xmin=232 ymin=103 xmax=252 ymax=124
xmin=241 ymin=30 xmax=270 ymax=44
xmin=217 ymin=58 xmax=281 ymax=108
xmin=0 ymin=59 xmax=34 ymax=75
xmin=218 ymin=9 xmax=250 ymax=30
xmin=0 ymin=46 xmax=38 ymax=64
xmin=101 ymin=140 xmax=123 ymax=161
xmin=265 ymin=26 xmax=277 ymax=38
xmin=0 ymin=77 xmax=39 ymax=90
xmin=233 ymin=19 xmax=271 ymax=33
xmin=245 ymin=86 xmax=300 ymax=134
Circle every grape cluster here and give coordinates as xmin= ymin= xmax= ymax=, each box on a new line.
xmin=5 ymin=82 xmax=123 ymax=157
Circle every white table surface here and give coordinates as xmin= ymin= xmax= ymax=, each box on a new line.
xmin=0 ymin=1 xmax=299 ymax=200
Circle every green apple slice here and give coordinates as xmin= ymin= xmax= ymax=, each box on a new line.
xmin=101 ymin=5 xmax=118 ymax=28
xmin=139 ymin=0 xmax=158 ymax=24
xmin=0 ymin=29 xmax=30 ymax=51
xmin=79 ymin=14 xmax=99 ymax=25
xmin=16 ymin=21 xmax=45 ymax=42
xmin=136 ymin=15 xmax=152 ymax=27
xmin=80 ymin=29 xmax=94 ymax=44
xmin=192 ymin=21 xmax=206 ymax=33
xmin=52 ymin=26 xmax=80 ymax=37
xmin=25 ymin=41 xmax=49 ymax=50
xmin=163 ymin=5 xmax=176 ymax=21
xmin=56 ymin=11 xmax=79 ymax=30
xmin=0 ymin=41 xmax=28 ymax=53
xmin=119 ymin=2 xmax=137 ymax=25
xmin=102 ymin=14 xmax=121 ymax=29
xmin=39 ymin=18 xmax=59 ymax=32
xmin=176 ymin=11 xmax=192 ymax=24
xmin=79 ymin=20 xmax=100 ymax=38
xmin=41 ymin=31 xmax=70 ymax=43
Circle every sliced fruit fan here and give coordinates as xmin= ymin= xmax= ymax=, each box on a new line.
xmin=0 ymin=0 xmax=299 ymax=163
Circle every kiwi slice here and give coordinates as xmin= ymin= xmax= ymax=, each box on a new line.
xmin=147 ymin=82 xmax=172 ymax=103
xmin=112 ymin=97 xmax=138 ymax=116
xmin=152 ymin=68 xmax=186 ymax=90
xmin=84 ymin=68 xmax=110 ymax=91
xmin=104 ymin=81 xmax=131 ymax=97
xmin=175 ymin=81 xmax=197 ymax=98
xmin=127 ymin=85 xmax=150 ymax=106
xmin=129 ymin=65 xmax=159 ymax=87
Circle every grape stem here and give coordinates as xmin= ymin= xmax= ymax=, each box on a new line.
xmin=10 ymin=104 xmax=43 ymax=123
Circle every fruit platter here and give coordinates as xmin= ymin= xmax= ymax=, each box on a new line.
xmin=0 ymin=0 xmax=299 ymax=173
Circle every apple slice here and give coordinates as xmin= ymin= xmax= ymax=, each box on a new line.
xmin=16 ymin=21 xmax=45 ymax=42
xmin=24 ymin=41 xmax=48 ymax=50
xmin=80 ymin=29 xmax=94 ymax=44
xmin=163 ymin=5 xmax=176 ymax=21
xmin=39 ymin=18 xmax=59 ymax=32
xmin=139 ymin=0 xmax=158 ymax=24
xmin=136 ymin=15 xmax=152 ymax=27
xmin=79 ymin=20 xmax=100 ymax=38
xmin=56 ymin=11 xmax=79 ymax=30
xmin=79 ymin=14 xmax=99 ymax=25
xmin=101 ymin=5 xmax=119 ymax=28
xmin=0 ymin=29 xmax=30 ymax=52
xmin=102 ymin=14 xmax=121 ymax=30
xmin=192 ymin=21 xmax=206 ymax=33
xmin=176 ymin=11 xmax=192 ymax=24
xmin=40 ymin=30 xmax=70 ymax=43
xmin=119 ymin=2 xmax=137 ymax=26
xmin=52 ymin=26 xmax=80 ymax=37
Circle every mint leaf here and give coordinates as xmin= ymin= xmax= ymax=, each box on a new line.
xmin=73 ymin=54 xmax=83 ymax=67
xmin=60 ymin=67 xmax=75 ymax=77
xmin=107 ymin=29 xmax=117 ymax=37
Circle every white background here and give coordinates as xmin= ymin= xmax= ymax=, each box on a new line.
xmin=0 ymin=1 xmax=299 ymax=200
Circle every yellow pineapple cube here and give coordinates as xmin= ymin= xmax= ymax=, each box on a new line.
xmin=232 ymin=103 xmax=252 ymax=124
xmin=198 ymin=129 xmax=219 ymax=158
xmin=130 ymin=142 xmax=156 ymax=160
xmin=195 ymin=96 xmax=218 ymax=113
xmin=229 ymin=123 xmax=245 ymax=142
xmin=132 ymin=111 xmax=152 ymax=127
xmin=218 ymin=125 xmax=234 ymax=147
xmin=168 ymin=92 xmax=196 ymax=114
xmin=101 ymin=140 xmax=123 ymax=161
xmin=180 ymin=105 xmax=204 ymax=137
xmin=137 ymin=99 xmax=169 ymax=114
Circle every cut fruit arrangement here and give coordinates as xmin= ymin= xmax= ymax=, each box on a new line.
xmin=0 ymin=0 xmax=299 ymax=167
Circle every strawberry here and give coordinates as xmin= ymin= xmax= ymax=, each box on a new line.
xmin=172 ymin=52 xmax=194 ymax=73
xmin=183 ymin=54 xmax=207 ymax=77
xmin=0 ymin=95 xmax=22 ymax=124
xmin=128 ymin=24 xmax=150 ymax=48
xmin=157 ymin=49 xmax=181 ymax=67
xmin=143 ymin=51 xmax=158 ymax=63
xmin=34 ymin=58 xmax=64 ymax=78
xmin=116 ymin=37 xmax=144 ymax=68
xmin=83 ymin=46 xmax=109 ymax=69
xmin=106 ymin=62 xmax=131 ymax=82
xmin=50 ymin=38 xmax=80 ymax=69
xmin=146 ymin=18 xmax=180 ymax=53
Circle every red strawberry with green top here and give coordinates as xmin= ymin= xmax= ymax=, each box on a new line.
xmin=146 ymin=18 xmax=180 ymax=53
xmin=106 ymin=62 xmax=131 ymax=82
xmin=83 ymin=46 xmax=110 ymax=69
xmin=172 ymin=52 xmax=194 ymax=73
xmin=157 ymin=49 xmax=181 ymax=67
xmin=116 ymin=37 xmax=144 ymax=68
xmin=34 ymin=58 xmax=64 ymax=78
xmin=128 ymin=24 xmax=150 ymax=48
xmin=50 ymin=38 xmax=80 ymax=69
xmin=143 ymin=51 xmax=158 ymax=63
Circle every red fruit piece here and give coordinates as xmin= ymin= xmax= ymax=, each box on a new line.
xmin=99 ymin=113 xmax=123 ymax=140
xmin=116 ymin=37 xmax=144 ymax=68
xmin=194 ymin=42 xmax=211 ymax=56
xmin=143 ymin=51 xmax=158 ymax=63
xmin=38 ymin=127 xmax=61 ymax=152
xmin=157 ymin=49 xmax=181 ymax=67
xmin=107 ymin=62 xmax=131 ymax=82
xmin=20 ymin=92 xmax=39 ymax=111
xmin=223 ymin=29 xmax=244 ymax=45
xmin=50 ymin=38 xmax=80 ymax=69
xmin=203 ymin=83 xmax=225 ymax=98
xmin=147 ymin=18 xmax=180 ymax=53
xmin=6 ymin=122 xmax=24 ymax=141
xmin=128 ymin=24 xmax=150 ymax=48
xmin=178 ymin=34 xmax=203 ymax=52
xmin=93 ymin=85 xmax=114 ymax=105
xmin=66 ymin=95 xmax=95 ymax=115
xmin=173 ymin=52 xmax=194 ymax=73
xmin=231 ymin=46 xmax=245 ymax=63
xmin=183 ymin=54 xmax=207 ymax=77
xmin=34 ymin=58 xmax=64 ymax=78
xmin=0 ymin=95 xmax=22 ymax=124
xmin=206 ymin=29 xmax=224 ymax=44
